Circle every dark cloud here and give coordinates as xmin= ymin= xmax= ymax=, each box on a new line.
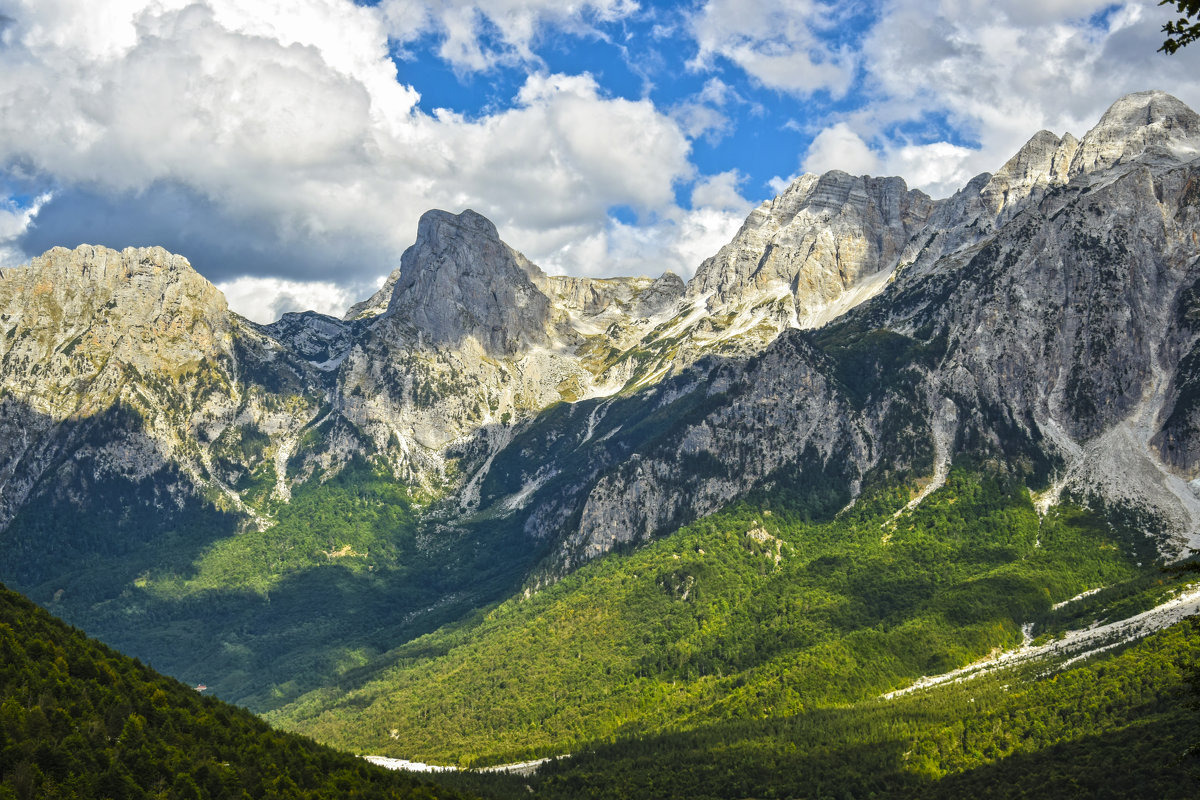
xmin=18 ymin=181 xmax=396 ymax=284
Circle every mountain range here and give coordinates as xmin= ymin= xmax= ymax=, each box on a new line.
xmin=2 ymin=89 xmax=1200 ymax=793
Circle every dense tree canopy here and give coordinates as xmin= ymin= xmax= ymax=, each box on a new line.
xmin=0 ymin=582 xmax=472 ymax=800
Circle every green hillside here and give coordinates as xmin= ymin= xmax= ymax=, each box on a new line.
xmin=270 ymin=464 xmax=1180 ymax=767
xmin=519 ymin=619 xmax=1200 ymax=799
xmin=3 ymin=459 xmax=543 ymax=711
xmin=0 ymin=581 xmax=475 ymax=800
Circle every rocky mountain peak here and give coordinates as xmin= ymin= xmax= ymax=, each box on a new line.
xmin=687 ymin=170 xmax=934 ymax=327
xmin=980 ymin=129 xmax=1078 ymax=217
xmin=0 ymin=244 xmax=232 ymax=385
xmin=1070 ymin=90 xmax=1200 ymax=177
xmin=383 ymin=208 xmax=554 ymax=356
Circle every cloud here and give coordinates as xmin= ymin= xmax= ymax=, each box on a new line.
xmin=802 ymin=122 xmax=881 ymax=176
xmin=598 ymin=203 xmax=751 ymax=280
xmin=690 ymin=169 xmax=749 ymax=211
xmin=601 ymin=171 xmax=752 ymax=280
xmin=0 ymin=0 xmax=699 ymax=320
xmin=670 ymin=77 xmax=755 ymax=142
xmin=16 ymin=182 xmax=392 ymax=284
xmin=217 ymin=275 xmax=369 ymax=323
xmin=687 ymin=0 xmax=856 ymax=96
xmin=0 ymin=192 xmax=49 ymax=269
xmin=883 ymin=142 xmax=979 ymax=199
xmin=379 ymin=0 xmax=639 ymax=73
xmin=856 ymin=0 xmax=1200 ymax=193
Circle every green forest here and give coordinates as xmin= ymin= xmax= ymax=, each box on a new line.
xmin=2 ymin=458 xmax=544 ymax=710
xmin=0 ymin=582 xmax=471 ymax=800
xmin=508 ymin=619 xmax=1200 ymax=799
xmin=270 ymin=464 xmax=1186 ymax=768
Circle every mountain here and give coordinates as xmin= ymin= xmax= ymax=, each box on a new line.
xmin=1 ymin=90 xmax=1199 ymax=787
xmin=491 ymin=89 xmax=1200 ymax=576
xmin=0 ymin=580 xmax=471 ymax=799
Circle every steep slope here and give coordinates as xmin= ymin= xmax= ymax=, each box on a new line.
xmin=2 ymin=91 xmax=1199 ymax=742
xmin=689 ymin=171 xmax=934 ymax=331
xmin=488 ymin=90 xmax=1200 ymax=573
xmin=0 ymin=581 xmax=471 ymax=799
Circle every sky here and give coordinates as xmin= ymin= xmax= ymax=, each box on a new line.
xmin=1 ymin=1 xmax=1199 ymax=323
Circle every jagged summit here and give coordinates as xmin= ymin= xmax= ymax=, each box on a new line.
xmin=381 ymin=208 xmax=554 ymax=356
xmin=1070 ymin=90 xmax=1200 ymax=177
xmin=980 ymin=130 xmax=1078 ymax=217
xmin=686 ymin=170 xmax=933 ymax=335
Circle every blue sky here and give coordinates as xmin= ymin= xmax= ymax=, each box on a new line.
xmin=1 ymin=0 xmax=1199 ymax=322
xmin=379 ymin=0 xmax=875 ymax=204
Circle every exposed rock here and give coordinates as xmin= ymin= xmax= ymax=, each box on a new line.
xmin=344 ymin=269 xmax=402 ymax=321
xmin=546 ymin=271 xmax=684 ymax=322
xmin=501 ymin=92 xmax=1200 ymax=571
xmin=1070 ymin=90 xmax=1200 ymax=178
xmin=687 ymin=171 xmax=934 ymax=339
xmin=262 ymin=311 xmax=355 ymax=367
xmin=980 ymin=130 xmax=1078 ymax=218
xmin=2 ymin=90 xmax=1199 ymax=578
xmin=385 ymin=209 xmax=554 ymax=357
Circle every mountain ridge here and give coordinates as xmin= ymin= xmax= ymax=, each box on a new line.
xmin=0 ymin=89 xmax=1198 ymax=719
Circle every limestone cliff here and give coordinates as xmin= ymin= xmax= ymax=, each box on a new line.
xmin=1 ymin=90 xmax=1198 ymax=583
xmin=497 ymin=91 xmax=1200 ymax=572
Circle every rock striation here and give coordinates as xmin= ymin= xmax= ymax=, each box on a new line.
xmin=384 ymin=209 xmax=555 ymax=357
xmin=0 ymin=90 xmax=1198 ymax=584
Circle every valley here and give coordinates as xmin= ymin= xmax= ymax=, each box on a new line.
xmin=3 ymin=89 xmax=1200 ymax=798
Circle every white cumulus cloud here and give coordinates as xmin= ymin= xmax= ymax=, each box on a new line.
xmin=802 ymin=123 xmax=881 ymax=176
xmin=217 ymin=275 xmax=369 ymax=323
xmin=0 ymin=0 xmax=709 ymax=321
xmin=687 ymin=0 xmax=856 ymax=96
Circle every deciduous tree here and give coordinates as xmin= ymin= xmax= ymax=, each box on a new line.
xmin=1160 ymin=0 xmax=1200 ymax=53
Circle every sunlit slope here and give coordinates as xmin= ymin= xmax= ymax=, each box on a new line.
xmin=271 ymin=466 xmax=1173 ymax=766
xmin=523 ymin=619 xmax=1200 ymax=799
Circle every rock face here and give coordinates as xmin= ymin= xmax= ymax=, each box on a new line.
xmin=0 ymin=90 xmax=1198 ymax=587
xmin=690 ymin=171 xmax=935 ymax=328
xmin=262 ymin=311 xmax=355 ymax=367
xmin=0 ymin=245 xmax=326 ymax=532
xmin=484 ymin=90 xmax=1200 ymax=572
xmin=980 ymin=130 xmax=1078 ymax=218
xmin=323 ymin=209 xmax=689 ymax=490
xmin=385 ymin=210 xmax=555 ymax=357
xmin=1068 ymin=90 xmax=1200 ymax=178
xmin=0 ymin=245 xmax=232 ymax=403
